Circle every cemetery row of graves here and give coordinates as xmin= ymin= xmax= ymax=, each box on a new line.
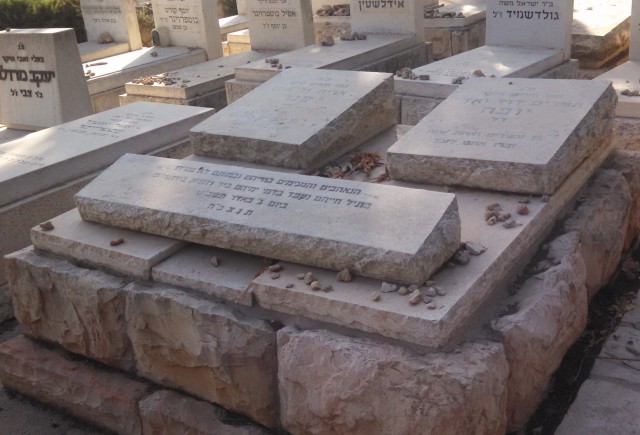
xmin=0 ymin=0 xmax=639 ymax=433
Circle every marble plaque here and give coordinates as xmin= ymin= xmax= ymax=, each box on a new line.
xmin=486 ymin=0 xmax=574 ymax=56
xmin=80 ymin=0 xmax=142 ymax=49
xmin=247 ymin=0 xmax=315 ymax=50
xmin=151 ymin=0 xmax=222 ymax=59
xmin=388 ymin=78 xmax=616 ymax=194
xmin=75 ymin=153 xmax=461 ymax=284
xmin=192 ymin=68 xmax=396 ymax=169
xmin=350 ymin=0 xmax=425 ymax=42
xmin=0 ymin=29 xmax=93 ymax=130
xmin=0 ymin=102 xmax=213 ymax=207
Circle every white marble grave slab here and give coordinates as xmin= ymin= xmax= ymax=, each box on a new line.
xmin=0 ymin=29 xmax=93 ymax=130
xmin=388 ymin=78 xmax=616 ymax=194
xmin=151 ymin=0 xmax=222 ymax=59
xmin=80 ymin=0 xmax=142 ymax=49
xmin=75 ymin=154 xmax=461 ymax=284
xmin=485 ymin=0 xmax=573 ymax=56
xmin=191 ymin=68 xmax=396 ymax=169
xmin=124 ymin=49 xmax=281 ymax=100
xmin=31 ymin=209 xmax=186 ymax=280
xmin=247 ymin=0 xmax=315 ymax=50
xmin=598 ymin=61 xmax=640 ymax=118
xmin=395 ymin=45 xmax=564 ymax=99
xmin=0 ymin=102 xmax=213 ymax=208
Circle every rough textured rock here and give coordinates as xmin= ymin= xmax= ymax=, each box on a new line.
xmin=4 ymin=247 xmax=134 ymax=370
xmin=563 ymin=165 xmax=632 ymax=299
xmin=125 ymin=283 xmax=279 ymax=428
xmin=0 ymin=283 xmax=12 ymax=324
xmin=492 ymin=232 xmax=588 ymax=431
xmin=277 ymin=327 xmax=508 ymax=435
xmin=0 ymin=335 xmax=149 ymax=435
xmin=139 ymin=390 xmax=269 ymax=435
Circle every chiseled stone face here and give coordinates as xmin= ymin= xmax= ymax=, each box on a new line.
xmin=4 ymin=247 xmax=134 ymax=370
xmin=125 ymin=282 xmax=280 ymax=428
xmin=277 ymin=327 xmax=509 ymax=435
xmin=192 ymin=68 xmax=397 ymax=169
xmin=75 ymin=153 xmax=461 ymax=284
xmin=80 ymin=0 xmax=142 ymax=49
xmin=388 ymin=79 xmax=617 ymax=194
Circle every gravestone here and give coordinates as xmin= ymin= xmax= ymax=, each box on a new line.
xmin=631 ymin=0 xmax=640 ymax=61
xmin=151 ymin=0 xmax=223 ymax=59
xmin=485 ymin=0 xmax=573 ymax=58
xmin=192 ymin=68 xmax=396 ymax=169
xmin=0 ymin=29 xmax=93 ymax=130
xmin=246 ymin=0 xmax=315 ymax=50
xmin=350 ymin=0 xmax=425 ymax=43
xmin=80 ymin=0 xmax=142 ymax=50
xmin=75 ymin=153 xmax=461 ymax=284
xmin=388 ymin=78 xmax=616 ymax=194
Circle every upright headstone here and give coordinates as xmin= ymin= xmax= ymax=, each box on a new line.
xmin=75 ymin=153 xmax=461 ymax=284
xmin=151 ymin=0 xmax=223 ymax=59
xmin=350 ymin=0 xmax=425 ymax=43
xmin=485 ymin=0 xmax=573 ymax=58
xmin=0 ymin=29 xmax=93 ymax=131
xmin=191 ymin=68 xmax=396 ymax=169
xmin=246 ymin=0 xmax=315 ymax=50
xmin=80 ymin=0 xmax=143 ymax=50
xmin=388 ymin=79 xmax=616 ymax=194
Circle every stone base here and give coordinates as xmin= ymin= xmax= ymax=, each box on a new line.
xmin=0 ymin=335 xmax=267 ymax=435
xmin=615 ymin=117 xmax=640 ymax=151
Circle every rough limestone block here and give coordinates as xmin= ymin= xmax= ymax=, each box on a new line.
xmin=563 ymin=168 xmax=631 ymax=299
xmin=4 ymin=246 xmax=134 ymax=370
xmin=277 ymin=328 xmax=508 ymax=435
xmin=76 ymin=154 xmax=461 ymax=284
xmin=125 ymin=282 xmax=280 ymax=428
xmin=492 ymin=232 xmax=588 ymax=431
xmin=139 ymin=390 xmax=269 ymax=435
xmin=191 ymin=68 xmax=397 ymax=170
xmin=0 ymin=335 xmax=149 ymax=435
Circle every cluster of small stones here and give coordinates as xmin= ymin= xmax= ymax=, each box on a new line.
xmin=396 ymin=67 xmax=430 ymax=81
xmin=450 ymin=69 xmax=489 ymax=85
xmin=621 ymin=89 xmax=640 ymax=97
xmin=424 ymin=9 xmax=465 ymax=19
xmin=96 ymin=32 xmax=114 ymax=44
xmin=264 ymin=58 xmax=291 ymax=70
xmin=295 ymin=271 xmax=334 ymax=293
xmin=340 ymin=31 xmax=366 ymax=41
xmin=316 ymin=4 xmax=350 ymax=16
xmin=485 ymin=201 xmax=531 ymax=228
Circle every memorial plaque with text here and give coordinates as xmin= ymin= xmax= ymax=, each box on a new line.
xmin=388 ymin=79 xmax=616 ymax=194
xmin=0 ymin=102 xmax=213 ymax=207
xmin=486 ymin=0 xmax=574 ymax=56
xmin=0 ymin=29 xmax=93 ymax=130
xmin=75 ymin=153 xmax=461 ymax=284
xmin=80 ymin=0 xmax=142 ymax=49
xmin=151 ymin=0 xmax=222 ymax=59
xmin=247 ymin=0 xmax=315 ymax=50
xmin=191 ymin=68 xmax=396 ymax=169
xmin=350 ymin=0 xmax=424 ymax=42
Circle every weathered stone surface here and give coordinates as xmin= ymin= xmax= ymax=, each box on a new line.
xmin=247 ymin=0 xmax=315 ymax=50
xmin=277 ymin=327 xmax=508 ymax=434
xmin=492 ymin=232 xmax=588 ymax=431
xmin=31 ymin=208 xmax=186 ymax=280
xmin=76 ymin=153 xmax=461 ymax=284
xmin=191 ymin=68 xmax=396 ymax=169
xmin=388 ymin=79 xmax=617 ymax=194
xmin=0 ymin=283 xmax=12 ymax=324
xmin=139 ymin=390 xmax=269 ymax=435
xmin=0 ymin=335 xmax=149 ymax=435
xmin=563 ymin=167 xmax=631 ymax=299
xmin=4 ymin=247 xmax=134 ymax=370
xmin=125 ymin=282 xmax=280 ymax=428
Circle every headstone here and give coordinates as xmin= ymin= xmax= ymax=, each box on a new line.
xmin=246 ymin=0 xmax=315 ymax=50
xmin=0 ymin=29 xmax=93 ymax=130
xmin=630 ymin=0 xmax=640 ymax=61
xmin=350 ymin=0 xmax=426 ymax=43
xmin=151 ymin=0 xmax=223 ymax=59
xmin=485 ymin=0 xmax=573 ymax=57
xmin=75 ymin=153 xmax=461 ymax=284
xmin=80 ymin=0 xmax=143 ymax=50
xmin=388 ymin=78 xmax=617 ymax=194
xmin=0 ymin=102 xmax=213 ymax=208
xmin=192 ymin=68 xmax=396 ymax=169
